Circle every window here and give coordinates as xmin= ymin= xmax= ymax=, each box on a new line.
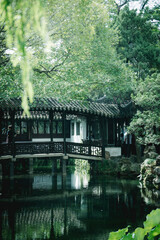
xmin=33 ymin=121 xmax=37 ymax=134
xmin=108 ymin=119 xmax=113 ymax=144
xmin=33 ymin=120 xmax=50 ymax=135
xmin=76 ymin=122 xmax=80 ymax=135
xmin=66 ymin=120 xmax=70 ymax=138
xmin=15 ymin=121 xmax=21 ymax=135
xmin=71 ymin=122 xmax=74 ymax=136
xmin=21 ymin=121 xmax=27 ymax=134
xmin=38 ymin=121 xmax=44 ymax=134
xmin=57 ymin=121 xmax=62 ymax=134
xmin=53 ymin=121 xmax=56 ymax=134
xmin=52 ymin=120 xmax=63 ymax=135
xmin=45 ymin=121 xmax=50 ymax=134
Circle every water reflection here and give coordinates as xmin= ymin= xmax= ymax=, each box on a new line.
xmin=0 ymin=173 xmax=156 ymax=240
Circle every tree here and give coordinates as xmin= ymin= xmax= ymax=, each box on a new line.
xmin=128 ymin=74 xmax=160 ymax=147
xmin=0 ymin=0 xmax=50 ymax=113
xmin=0 ymin=0 xmax=132 ymax=106
xmin=116 ymin=6 xmax=160 ymax=79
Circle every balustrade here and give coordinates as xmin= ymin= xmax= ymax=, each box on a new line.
xmin=0 ymin=141 xmax=103 ymax=158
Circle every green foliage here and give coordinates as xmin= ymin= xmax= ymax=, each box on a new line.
xmin=0 ymin=0 xmax=133 ymax=105
xmin=128 ymin=74 xmax=160 ymax=146
xmin=108 ymin=208 xmax=160 ymax=240
xmin=75 ymin=159 xmax=90 ymax=175
xmin=0 ymin=0 xmax=50 ymax=114
xmin=109 ymin=226 xmax=129 ymax=240
xmin=116 ymin=6 xmax=160 ymax=79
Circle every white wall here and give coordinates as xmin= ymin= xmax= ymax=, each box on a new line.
xmin=105 ymin=147 xmax=121 ymax=157
xmin=70 ymin=117 xmax=87 ymax=143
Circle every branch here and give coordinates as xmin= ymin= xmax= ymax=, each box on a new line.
xmin=34 ymin=52 xmax=70 ymax=76
xmin=115 ymin=0 xmax=130 ymax=14
xmin=140 ymin=0 xmax=149 ymax=11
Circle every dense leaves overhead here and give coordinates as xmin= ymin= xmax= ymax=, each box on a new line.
xmin=116 ymin=6 xmax=160 ymax=79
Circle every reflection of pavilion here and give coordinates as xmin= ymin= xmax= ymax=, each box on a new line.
xmin=0 ymin=176 xmax=150 ymax=240
xmin=1 ymin=204 xmax=86 ymax=240
xmin=32 ymin=173 xmax=90 ymax=191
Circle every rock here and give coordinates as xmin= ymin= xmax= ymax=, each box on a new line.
xmin=153 ymin=176 xmax=160 ymax=185
xmin=142 ymin=158 xmax=156 ymax=167
xmin=148 ymin=151 xmax=158 ymax=159
xmin=153 ymin=190 xmax=160 ymax=199
xmin=105 ymin=151 xmax=110 ymax=160
xmin=130 ymin=163 xmax=141 ymax=175
xmin=153 ymin=166 xmax=160 ymax=176
xmin=156 ymin=155 xmax=160 ymax=165
xmin=144 ymin=145 xmax=156 ymax=158
xmin=120 ymin=163 xmax=131 ymax=174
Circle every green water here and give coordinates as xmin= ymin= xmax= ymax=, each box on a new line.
xmin=0 ymin=172 xmax=157 ymax=240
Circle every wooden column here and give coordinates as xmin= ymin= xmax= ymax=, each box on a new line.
xmin=28 ymin=158 xmax=33 ymax=175
xmin=62 ymin=158 xmax=66 ymax=175
xmin=52 ymin=174 xmax=57 ymax=191
xmin=88 ymin=115 xmax=91 ymax=156
xmin=0 ymin=110 xmax=3 ymax=143
xmin=50 ymin=110 xmax=53 ymax=142
xmin=113 ymin=119 xmax=116 ymax=146
xmin=106 ymin=119 xmax=108 ymax=147
xmin=100 ymin=116 xmax=105 ymax=159
xmin=115 ymin=119 xmax=117 ymax=146
xmin=28 ymin=120 xmax=32 ymax=141
xmin=0 ymin=164 xmax=2 ymax=180
xmin=9 ymin=160 xmax=14 ymax=179
xmin=62 ymin=158 xmax=66 ymax=190
xmin=117 ymin=119 xmax=121 ymax=146
xmin=52 ymin=159 xmax=57 ymax=175
xmin=9 ymin=110 xmax=15 ymax=157
xmin=63 ymin=112 xmax=67 ymax=155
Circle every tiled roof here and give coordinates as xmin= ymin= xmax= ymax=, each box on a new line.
xmin=0 ymin=97 xmax=132 ymax=118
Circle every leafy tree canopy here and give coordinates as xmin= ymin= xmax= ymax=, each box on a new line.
xmin=0 ymin=0 xmax=134 ymax=110
xmin=128 ymin=73 xmax=160 ymax=146
xmin=116 ymin=6 xmax=160 ymax=79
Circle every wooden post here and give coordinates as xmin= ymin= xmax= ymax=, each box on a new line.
xmin=0 ymin=207 xmax=2 ymax=240
xmin=28 ymin=120 xmax=32 ymax=141
xmin=28 ymin=158 xmax=33 ymax=175
xmin=52 ymin=158 xmax=57 ymax=175
xmin=9 ymin=110 xmax=15 ymax=157
xmin=0 ymin=164 xmax=2 ymax=180
xmin=115 ymin=119 xmax=117 ymax=146
xmin=9 ymin=160 xmax=14 ymax=179
xmin=113 ymin=119 xmax=116 ymax=146
xmin=0 ymin=110 xmax=3 ymax=144
xmin=63 ymin=112 xmax=66 ymax=155
xmin=117 ymin=119 xmax=121 ymax=146
xmin=88 ymin=115 xmax=91 ymax=156
xmin=100 ymin=117 xmax=105 ymax=159
xmin=62 ymin=158 xmax=66 ymax=175
xmin=105 ymin=119 xmax=108 ymax=147
xmin=62 ymin=158 xmax=66 ymax=190
xmin=50 ymin=110 xmax=53 ymax=142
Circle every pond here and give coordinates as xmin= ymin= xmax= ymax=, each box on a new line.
xmin=0 ymin=170 xmax=157 ymax=240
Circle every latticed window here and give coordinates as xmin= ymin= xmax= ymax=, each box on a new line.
xmin=53 ymin=121 xmax=56 ymax=134
xmin=45 ymin=121 xmax=50 ymax=134
xmin=38 ymin=121 xmax=44 ymax=134
xmin=76 ymin=122 xmax=80 ymax=136
xmin=33 ymin=121 xmax=38 ymax=134
xmin=57 ymin=121 xmax=62 ymax=134
xmin=53 ymin=120 xmax=63 ymax=134
xmin=71 ymin=122 xmax=74 ymax=136
xmin=32 ymin=120 xmax=50 ymax=134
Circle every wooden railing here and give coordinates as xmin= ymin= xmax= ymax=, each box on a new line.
xmin=0 ymin=141 xmax=103 ymax=158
